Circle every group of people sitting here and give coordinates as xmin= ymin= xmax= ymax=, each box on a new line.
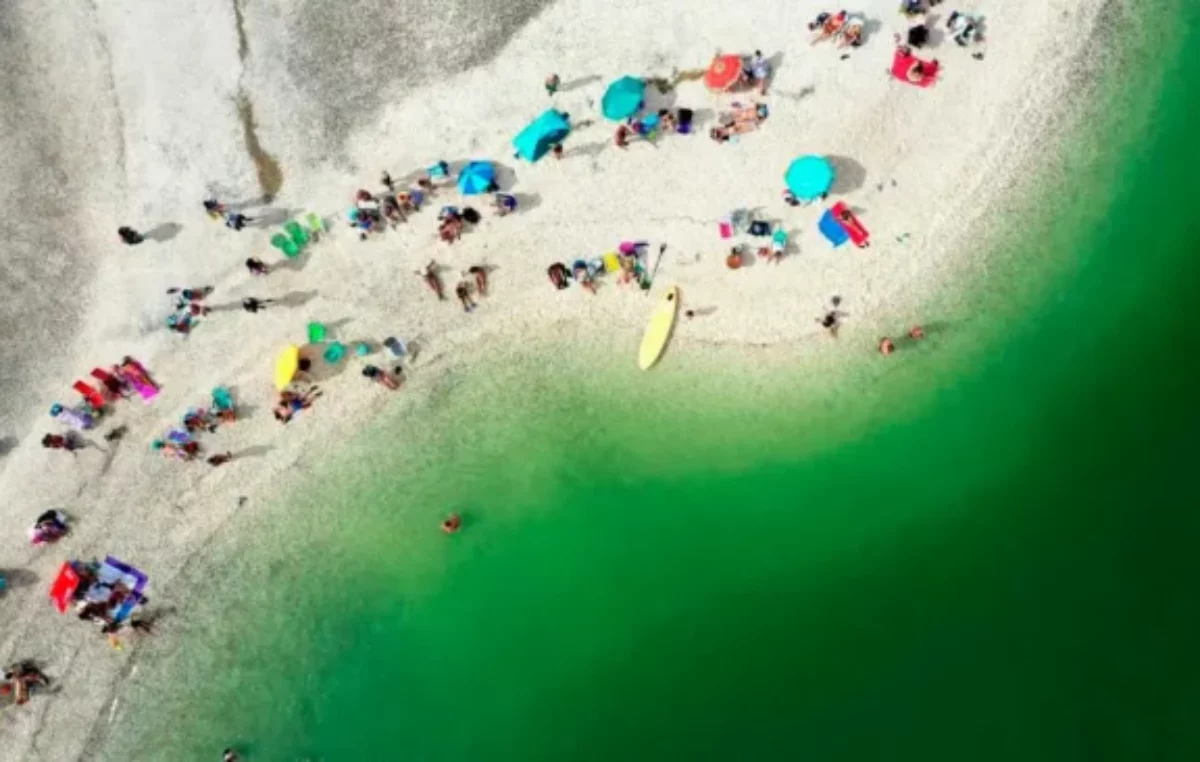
xmin=710 ymin=102 xmax=770 ymax=143
xmin=614 ymin=107 xmax=697 ymax=147
xmin=349 ymin=169 xmax=438 ymax=240
xmin=809 ymin=11 xmax=867 ymax=47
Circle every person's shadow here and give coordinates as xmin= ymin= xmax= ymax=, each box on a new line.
xmin=142 ymin=222 xmax=182 ymax=242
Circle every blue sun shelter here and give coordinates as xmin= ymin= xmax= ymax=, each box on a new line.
xmin=457 ymin=161 xmax=496 ymax=195
xmin=601 ymin=76 xmax=646 ymax=121
xmin=785 ymin=155 xmax=836 ymax=203
xmin=513 ymin=110 xmax=572 ymax=162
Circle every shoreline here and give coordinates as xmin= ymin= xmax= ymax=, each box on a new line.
xmin=0 ymin=0 xmax=1133 ymax=758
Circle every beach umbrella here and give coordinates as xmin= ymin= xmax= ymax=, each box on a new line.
xmin=514 ymin=110 xmax=572 ymax=162
xmin=705 ymin=54 xmax=744 ymax=92
xmin=49 ymin=562 xmax=81 ymax=613
xmin=274 ymin=345 xmax=300 ymax=390
xmin=785 ymin=155 xmax=835 ymax=202
xmin=601 ymin=76 xmax=646 ymax=120
xmin=457 ymin=161 xmax=496 ymax=195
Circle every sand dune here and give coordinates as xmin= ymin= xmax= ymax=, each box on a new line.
xmin=0 ymin=0 xmax=1109 ymax=757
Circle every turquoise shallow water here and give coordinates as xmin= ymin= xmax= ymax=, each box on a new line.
xmin=100 ymin=12 xmax=1200 ymax=762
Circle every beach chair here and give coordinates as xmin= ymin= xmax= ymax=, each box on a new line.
xmin=305 ymin=212 xmax=325 ymax=239
xmin=73 ymin=381 xmax=108 ymax=410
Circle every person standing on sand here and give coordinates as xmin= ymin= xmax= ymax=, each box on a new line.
xmin=241 ymin=297 xmax=275 ymax=313
xmin=552 ymin=143 xmax=565 ymax=160
xmin=245 ymin=257 xmax=270 ymax=276
xmin=544 ymin=73 xmax=560 ymax=96
xmin=224 ymin=211 xmax=254 ymax=231
xmin=381 ymin=170 xmax=395 ymax=193
xmin=118 ymin=226 xmax=143 ymax=245
xmin=203 ymin=199 xmax=226 ymax=219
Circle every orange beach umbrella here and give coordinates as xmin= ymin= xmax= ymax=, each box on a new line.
xmin=705 ymin=54 xmax=744 ymax=92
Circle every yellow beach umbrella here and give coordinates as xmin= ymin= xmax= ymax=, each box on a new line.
xmin=274 ymin=345 xmax=300 ymax=390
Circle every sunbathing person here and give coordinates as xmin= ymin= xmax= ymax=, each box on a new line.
xmin=809 ymin=11 xmax=847 ymax=43
xmin=839 ymin=16 xmax=866 ymax=47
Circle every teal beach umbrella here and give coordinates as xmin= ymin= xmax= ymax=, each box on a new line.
xmin=785 ymin=155 xmax=836 ymax=201
xmin=513 ymin=110 xmax=571 ymax=162
xmin=601 ymin=76 xmax=646 ymax=121
xmin=457 ymin=161 xmax=496 ymax=195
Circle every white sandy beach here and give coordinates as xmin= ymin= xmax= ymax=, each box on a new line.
xmin=0 ymin=0 xmax=1110 ymax=756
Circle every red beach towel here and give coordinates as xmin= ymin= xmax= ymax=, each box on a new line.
xmin=831 ymin=202 xmax=870 ymax=247
xmin=891 ymin=48 xmax=939 ymax=87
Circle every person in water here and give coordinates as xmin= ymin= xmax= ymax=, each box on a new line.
xmin=441 ymin=514 xmax=462 ymax=534
xmin=879 ymin=337 xmax=895 ymax=355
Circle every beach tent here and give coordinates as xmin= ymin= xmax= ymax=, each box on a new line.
xmin=274 ymin=345 xmax=300 ymax=390
xmin=705 ymin=54 xmax=744 ymax=92
xmin=457 ymin=161 xmax=496 ymax=195
xmin=513 ymin=110 xmax=571 ymax=162
xmin=601 ymin=76 xmax=645 ymax=120
xmin=785 ymin=155 xmax=835 ymax=202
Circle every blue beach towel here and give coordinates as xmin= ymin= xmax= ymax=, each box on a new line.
xmin=818 ymin=210 xmax=850 ymax=248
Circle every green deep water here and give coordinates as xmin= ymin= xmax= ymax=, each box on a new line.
xmin=101 ymin=14 xmax=1200 ymax=762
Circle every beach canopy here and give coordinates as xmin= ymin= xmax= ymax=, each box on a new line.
xmin=785 ymin=155 xmax=835 ymax=201
xmin=513 ymin=110 xmax=571 ymax=162
xmin=705 ymin=54 xmax=744 ymax=92
xmin=601 ymin=76 xmax=645 ymax=120
xmin=457 ymin=161 xmax=496 ymax=195
xmin=274 ymin=345 xmax=300 ymax=390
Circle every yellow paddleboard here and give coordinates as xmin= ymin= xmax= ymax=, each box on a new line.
xmin=638 ymin=287 xmax=680 ymax=370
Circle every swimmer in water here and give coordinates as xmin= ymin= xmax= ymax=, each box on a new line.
xmin=441 ymin=514 xmax=462 ymax=534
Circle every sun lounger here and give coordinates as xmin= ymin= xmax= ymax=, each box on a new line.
xmin=831 ymin=202 xmax=870 ymax=247
xmin=73 ymin=381 xmax=107 ymax=410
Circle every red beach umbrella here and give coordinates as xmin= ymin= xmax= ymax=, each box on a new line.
xmin=49 ymin=562 xmax=81 ymax=613
xmin=705 ymin=54 xmax=744 ymax=92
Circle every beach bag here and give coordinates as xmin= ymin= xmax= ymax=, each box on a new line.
xmin=749 ymin=220 xmax=771 ymax=237
xmin=462 ymin=207 xmax=481 ymax=224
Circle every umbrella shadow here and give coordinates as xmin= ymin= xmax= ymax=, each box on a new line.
xmin=142 ymin=222 xmax=182 ymax=242
xmin=559 ymin=74 xmax=601 ymax=93
xmin=512 ymin=193 xmax=541 ymax=214
xmin=828 ymin=155 xmax=868 ymax=195
xmin=298 ymin=343 xmax=351 ymax=384
xmin=863 ymin=17 xmax=885 ymax=43
xmin=0 ymin=435 xmax=16 ymax=456
xmin=643 ymin=85 xmax=677 ymax=114
xmin=274 ymin=247 xmax=313 ymax=273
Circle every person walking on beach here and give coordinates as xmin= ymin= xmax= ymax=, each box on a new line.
xmin=380 ymin=170 xmax=395 ymax=193
xmin=206 ymin=451 xmax=234 ymax=467
xmin=455 ymin=281 xmax=476 ymax=313
xmin=245 ymin=257 xmax=270 ymax=276
xmin=118 ymin=226 xmax=144 ymax=245
xmin=544 ymin=73 xmax=560 ymax=96
xmin=224 ymin=211 xmax=254 ymax=231
xmin=241 ymin=297 xmax=275 ymax=313
xmin=203 ymin=198 xmax=226 ymax=219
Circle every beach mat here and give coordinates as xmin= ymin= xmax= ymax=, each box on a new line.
xmin=831 ymin=202 xmax=870 ymax=247
xmin=891 ymin=48 xmax=939 ymax=87
xmin=818 ymin=210 xmax=850 ymax=247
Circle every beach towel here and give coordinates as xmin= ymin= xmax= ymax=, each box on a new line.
xmin=818 ymin=210 xmax=850 ymax=247
xmin=73 ymin=381 xmax=107 ymax=410
xmin=602 ymin=253 xmax=621 ymax=273
xmin=384 ymin=337 xmax=407 ymax=358
xmin=831 ymin=202 xmax=870 ymax=247
xmin=891 ymin=48 xmax=939 ymax=87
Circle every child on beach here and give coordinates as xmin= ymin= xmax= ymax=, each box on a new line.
xmin=544 ymin=74 xmax=560 ymax=96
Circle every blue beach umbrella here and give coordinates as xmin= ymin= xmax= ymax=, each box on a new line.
xmin=785 ymin=155 xmax=836 ymax=202
xmin=601 ymin=76 xmax=646 ymax=121
xmin=457 ymin=161 xmax=496 ymax=195
xmin=513 ymin=110 xmax=571 ymax=162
